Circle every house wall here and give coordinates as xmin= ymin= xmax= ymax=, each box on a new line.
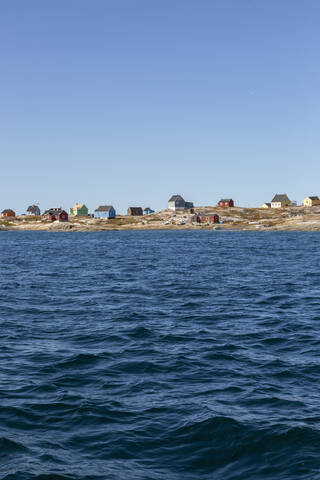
xmin=168 ymin=201 xmax=185 ymax=211
xmin=94 ymin=208 xmax=115 ymax=219
xmin=108 ymin=207 xmax=116 ymax=218
xmin=1 ymin=211 xmax=15 ymax=217
xmin=58 ymin=212 xmax=68 ymax=221
xmin=127 ymin=208 xmax=142 ymax=216
xmin=94 ymin=211 xmax=108 ymax=218
xmin=76 ymin=206 xmax=88 ymax=216
xmin=70 ymin=206 xmax=88 ymax=216
xmin=303 ymin=198 xmax=320 ymax=207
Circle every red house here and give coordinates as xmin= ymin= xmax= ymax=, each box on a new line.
xmin=201 ymin=214 xmax=220 ymax=224
xmin=1 ymin=209 xmax=15 ymax=217
xmin=42 ymin=208 xmax=68 ymax=222
xmin=217 ymin=198 xmax=234 ymax=207
xmin=193 ymin=213 xmax=220 ymax=224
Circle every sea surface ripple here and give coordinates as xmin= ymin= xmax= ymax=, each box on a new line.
xmin=1 ymin=231 xmax=320 ymax=480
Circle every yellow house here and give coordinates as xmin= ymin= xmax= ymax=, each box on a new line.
xmin=303 ymin=196 xmax=320 ymax=207
xmin=261 ymin=203 xmax=271 ymax=209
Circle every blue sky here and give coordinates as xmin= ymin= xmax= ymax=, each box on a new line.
xmin=1 ymin=0 xmax=319 ymax=213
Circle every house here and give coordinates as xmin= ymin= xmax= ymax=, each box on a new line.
xmin=168 ymin=195 xmax=185 ymax=210
xmin=42 ymin=208 xmax=68 ymax=222
xmin=127 ymin=207 xmax=143 ymax=216
xmin=27 ymin=205 xmax=40 ymax=216
xmin=168 ymin=195 xmax=194 ymax=211
xmin=261 ymin=203 xmax=271 ymax=209
xmin=69 ymin=203 xmax=89 ymax=216
xmin=271 ymin=194 xmax=291 ymax=208
xmin=144 ymin=207 xmax=155 ymax=215
xmin=94 ymin=205 xmax=116 ymax=219
xmin=194 ymin=213 xmax=220 ymax=224
xmin=303 ymin=196 xmax=320 ymax=207
xmin=217 ymin=199 xmax=234 ymax=207
xmin=1 ymin=209 xmax=15 ymax=217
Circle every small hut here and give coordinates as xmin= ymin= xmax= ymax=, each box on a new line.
xmin=127 ymin=207 xmax=143 ymax=216
xmin=144 ymin=207 xmax=155 ymax=215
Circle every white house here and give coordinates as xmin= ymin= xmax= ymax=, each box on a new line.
xmin=271 ymin=194 xmax=291 ymax=208
xmin=168 ymin=195 xmax=194 ymax=211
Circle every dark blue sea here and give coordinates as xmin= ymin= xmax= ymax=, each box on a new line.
xmin=1 ymin=231 xmax=320 ymax=480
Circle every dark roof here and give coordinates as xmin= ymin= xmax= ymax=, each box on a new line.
xmin=307 ymin=196 xmax=320 ymax=201
xmin=43 ymin=208 xmax=66 ymax=215
xmin=27 ymin=205 xmax=40 ymax=213
xmin=262 ymin=202 xmax=271 ymax=206
xmin=94 ymin=205 xmax=114 ymax=212
xmin=128 ymin=207 xmax=143 ymax=214
xmin=1 ymin=209 xmax=14 ymax=214
xmin=169 ymin=195 xmax=185 ymax=203
xmin=271 ymin=194 xmax=291 ymax=203
xmin=219 ymin=198 xmax=233 ymax=203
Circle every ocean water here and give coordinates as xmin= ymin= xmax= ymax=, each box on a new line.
xmin=1 ymin=230 xmax=320 ymax=480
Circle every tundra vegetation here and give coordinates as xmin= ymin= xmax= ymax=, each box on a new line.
xmin=2 ymin=206 xmax=320 ymax=231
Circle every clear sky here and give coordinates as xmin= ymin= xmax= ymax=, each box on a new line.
xmin=1 ymin=0 xmax=319 ymax=213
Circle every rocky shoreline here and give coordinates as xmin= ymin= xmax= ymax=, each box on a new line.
xmin=2 ymin=206 xmax=320 ymax=232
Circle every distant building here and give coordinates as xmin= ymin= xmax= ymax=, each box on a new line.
xmin=42 ymin=208 xmax=68 ymax=222
xmin=69 ymin=203 xmax=89 ymax=216
xmin=271 ymin=194 xmax=291 ymax=208
xmin=27 ymin=205 xmax=40 ymax=216
xmin=217 ymin=199 xmax=234 ymax=207
xmin=185 ymin=202 xmax=194 ymax=209
xmin=194 ymin=213 xmax=220 ymax=224
xmin=303 ymin=196 xmax=320 ymax=207
xmin=94 ymin=205 xmax=116 ymax=219
xmin=261 ymin=203 xmax=271 ymax=209
xmin=168 ymin=195 xmax=194 ymax=211
xmin=1 ymin=209 xmax=15 ymax=217
xmin=127 ymin=207 xmax=143 ymax=216
xmin=144 ymin=207 xmax=155 ymax=215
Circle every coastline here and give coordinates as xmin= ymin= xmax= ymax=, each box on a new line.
xmin=2 ymin=206 xmax=320 ymax=232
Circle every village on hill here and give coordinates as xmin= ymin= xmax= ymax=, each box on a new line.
xmin=1 ymin=194 xmax=320 ymax=231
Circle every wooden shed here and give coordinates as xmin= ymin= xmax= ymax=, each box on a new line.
xmin=127 ymin=207 xmax=143 ymax=216
xmin=144 ymin=207 xmax=155 ymax=215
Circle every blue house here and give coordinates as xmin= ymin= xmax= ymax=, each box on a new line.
xmin=144 ymin=207 xmax=155 ymax=215
xmin=94 ymin=205 xmax=116 ymax=219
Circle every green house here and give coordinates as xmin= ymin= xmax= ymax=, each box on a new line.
xmin=69 ymin=203 xmax=89 ymax=216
